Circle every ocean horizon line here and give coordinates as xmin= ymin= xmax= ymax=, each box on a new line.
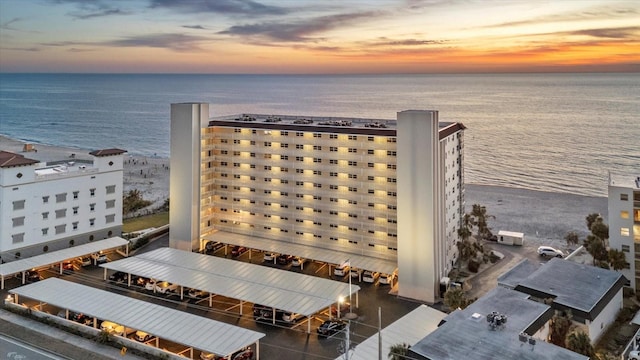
xmin=1 ymin=71 xmax=638 ymax=76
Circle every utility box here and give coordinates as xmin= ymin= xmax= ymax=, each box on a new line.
xmin=497 ymin=230 xmax=524 ymax=246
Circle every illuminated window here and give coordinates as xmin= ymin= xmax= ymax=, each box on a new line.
xmin=621 ymin=228 xmax=630 ymax=236
xmin=621 ymin=211 xmax=629 ymax=219
xmin=330 ymin=147 xmax=338 ymax=152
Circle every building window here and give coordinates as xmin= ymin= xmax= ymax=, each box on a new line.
xmin=296 ymin=169 xmax=304 ymax=174
xmin=296 ymin=156 xmax=304 ymax=161
xmin=368 ymin=136 xmax=374 ymax=141
xmin=348 ymin=135 xmax=357 ymax=140
xmin=106 ymin=214 xmax=115 ymax=223
xmin=349 ymin=174 xmax=357 ymax=179
xmin=106 ymin=185 xmax=116 ymax=194
xmin=264 ymin=142 xmax=272 ymax=147
xmin=621 ymin=211 xmax=630 ymax=219
xmin=106 ymin=200 xmax=116 ymax=209
xmin=368 ymin=149 xmax=374 ymax=155
xmin=281 ymin=131 xmax=288 ymax=136
xmin=387 ymin=151 xmax=397 ymax=156
xmin=348 ymin=161 xmax=357 ymax=166
xmin=12 ymin=216 xmax=25 ymax=227
xmin=387 ymin=138 xmax=396 ymax=143
xmin=368 ymin=176 xmax=374 ymax=181
xmin=296 ymin=144 xmax=304 ymax=149
xmin=233 ymin=139 xmax=240 ymax=144
xmin=313 ymin=145 xmax=322 ymax=150
xmin=348 ymin=187 xmax=358 ymax=192
xmin=330 ymin=147 xmax=338 ymax=152
xmin=13 ymin=200 xmax=25 ymax=210
xmin=387 ymin=164 xmax=397 ymax=169
xmin=73 ymin=191 xmax=79 ymax=199
xmin=330 ymin=159 xmax=338 ymax=165
xmin=42 ymin=228 xmax=48 ymax=236
xmin=89 ymin=218 xmax=95 ymax=227
xmin=313 ymin=158 xmax=322 ymax=163
xmin=348 ymin=148 xmax=357 ymax=153
xmin=90 ymin=188 xmax=96 ymax=197
xmin=330 ymin=134 xmax=338 ymax=139
xmin=621 ymin=228 xmax=630 ymax=236
xmin=55 ymin=224 xmax=66 ymax=234
xmin=620 ymin=194 xmax=629 ymax=201
xmin=42 ymin=196 xmax=49 ymax=204
xmin=42 ymin=211 xmax=49 ymax=220
xmin=55 ymin=209 xmax=67 ymax=219
xmin=387 ymin=178 xmax=397 ymax=183
xmin=73 ymin=206 xmax=79 ymax=215
xmin=12 ymin=233 xmax=25 ymax=243
xmin=72 ymin=222 xmax=79 ymax=230
xmin=621 ymin=245 xmax=630 ymax=252
xmin=56 ymin=193 xmax=67 ymax=203
xmin=330 ymin=185 xmax=338 ymax=190
xmin=296 ymin=132 xmax=304 ymax=137
xmin=90 ymin=203 xmax=96 ymax=212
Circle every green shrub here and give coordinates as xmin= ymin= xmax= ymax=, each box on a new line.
xmin=468 ymin=259 xmax=480 ymax=273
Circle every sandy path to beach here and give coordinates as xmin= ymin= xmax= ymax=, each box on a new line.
xmin=1 ymin=135 xmax=607 ymax=247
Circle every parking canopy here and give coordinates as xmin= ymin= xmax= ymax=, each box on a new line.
xmin=204 ymin=231 xmax=398 ymax=275
xmin=333 ymin=305 xmax=446 ymax=360
xmin=0 ymin=236 xmax=129 ymax=289
xmin=10 ymin=278 xmax=265 ymax=357
xmin=101 ymin=247 xmax=360 ymax=317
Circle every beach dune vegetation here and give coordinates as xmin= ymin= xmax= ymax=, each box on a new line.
xmin=123 ymin=189 xmax=152 ymax=215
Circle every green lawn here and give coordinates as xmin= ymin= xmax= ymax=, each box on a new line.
xmin=122 ymin=212 xmax=169 ymax=233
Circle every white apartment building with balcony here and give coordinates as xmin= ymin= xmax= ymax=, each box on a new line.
xmin=608 ymin=174 xmax=640 ymax=290
xmin=170 ymin=103 xmax=465 ymax=303
xmin=0 ymin=149 xmax=125 ymax=262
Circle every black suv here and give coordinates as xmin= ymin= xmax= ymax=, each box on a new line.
xmin=109 ymin=271 xmax=127 ymax=283
xmin=317 ymin=320 xmax=346 ymax=337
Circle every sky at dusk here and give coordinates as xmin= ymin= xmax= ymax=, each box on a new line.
xmin=0 ymin=0 xmax=639 ymax=74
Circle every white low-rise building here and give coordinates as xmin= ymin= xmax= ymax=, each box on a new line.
xmin=0 ymin=149 xmax=125 ymax=262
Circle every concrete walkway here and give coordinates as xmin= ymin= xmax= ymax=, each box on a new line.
xmin=0 ymin=308 xmax=148 ymax=360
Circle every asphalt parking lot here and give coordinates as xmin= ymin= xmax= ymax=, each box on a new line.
xmin=1 ymin=235 xmax=422 ymax=360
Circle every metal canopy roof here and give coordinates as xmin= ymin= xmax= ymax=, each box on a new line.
xmin=0 ymin=237 xmax=128 ymax=277
xmin=101 ymin=247 xmax=359 ymax=317
xmin=334 ymin=305 xmax=446 ymax=360
xmin=10 ymin=278 xmax=265 ymax=357
xmin=204 ymin=231 xmax=398 ymax=275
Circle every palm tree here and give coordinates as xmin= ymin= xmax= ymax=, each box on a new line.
xmin=565 ymin=330 xmax=593 ymax=356
xmin=564 ymin=231 xmax=579 ymax=248
xmin=585 ymin=235 xmax=608 ymax=265
xmin=444 ymin=287 xmax=474 ymax=311
xmin=388 ymin=343 xmax=410 ymax=360
xmin=608 ymin=249 xmax=627 ymax=271
xmin=549 ymin=310 xmax=572 ymax=346
xmin=470 ymin=204 xmax=494 ymax=240
xmin=590 ymin=219 xmax=609 ymax=242
xmin=585 ymin=213 xmax=601 ymax=231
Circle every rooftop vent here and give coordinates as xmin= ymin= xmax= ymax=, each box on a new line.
xmin=487 ymin=311 xmax=507 ymax=330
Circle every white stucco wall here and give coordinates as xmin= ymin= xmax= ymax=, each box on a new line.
xmin=587 ymin=288 xmax=623 ymax=343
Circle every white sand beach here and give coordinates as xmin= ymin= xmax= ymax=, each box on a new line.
xmin=1 ymin=135 xmax=607 ymax=246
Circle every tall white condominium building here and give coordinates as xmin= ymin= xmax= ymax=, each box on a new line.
xmin=608 ymin=174 xmax=640 ymax=290
xmin=170 ymin=103 xmax=465 ymax=303
xmin=0 ymin=149 xmax=125 ymax=262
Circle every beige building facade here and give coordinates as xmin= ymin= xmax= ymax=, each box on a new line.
xmin=170 ymin=103 xmax=465 ymax=303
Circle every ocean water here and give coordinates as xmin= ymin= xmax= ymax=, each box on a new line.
xmin=0 ymin=73 xmax=638 ymax=197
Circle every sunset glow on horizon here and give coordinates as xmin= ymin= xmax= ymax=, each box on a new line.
xmin=0 ymin=0 xmax=638 ymax=74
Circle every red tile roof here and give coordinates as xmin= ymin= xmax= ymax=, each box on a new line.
xmin=0 ymin=151 xmax=39 ymax=168
xmin=89 ymin=149 xmax=127 ymax=157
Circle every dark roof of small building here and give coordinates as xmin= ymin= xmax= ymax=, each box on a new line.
xmin=0 ymin=151 xmax=39 ymax=168
xmin=514 ymin=258 xmax=626 ymax=320
xmin=409 ymin=287 xmax=588 ymax=360
xmin=497 ymin=259 xmax=540 ymax=289
xmin=89 ymin=148 xmax=127 ymax=157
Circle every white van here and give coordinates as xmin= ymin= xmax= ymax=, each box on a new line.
xmin=100 ymin=321 xmax=135 ymax=336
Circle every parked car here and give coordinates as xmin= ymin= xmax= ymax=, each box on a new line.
xmin=317 ymin=320 xmax=346 ymax=337
xmin=155 ymin=281 xmax=178 ymax=294
xmin=277 ymin=254 xmax=294 ymax=265
xmin=133 ymin=276 xmax=149 ymax=287
xmin=204 ymin=241 xmax=223 ymax=254
xmin=333 ymin=263 xmax=350 ymax=277
xmin=292 ymin=257 xmax=306 ymax=267
xmin=537 ymin=246 xmax=564 ymax=258
xmin=109 ymin=271 xmax=127 ymax=283
xmin=253 ymin=304 xmax=271 ymax=320
xmin=263 ymin=253 xmax=277 ymax=262
xmin=100 ymin=321 xmax=133 ymax=336
xmin=363 ymin=271 xmax=380 ymax=283
xmin=379 ymin=273 xmax=396 ymax=285
xmin=72 ymin=313 xmax=93 ymax=326
xmin=145 ymin=280 xmax=157 ymax=291
xmin=629 ymin=350 xmax=640 ymax=360
xmin=135 ymin=330 xmax=152 ymax=342
xmin=350 ymin=268 xmax=362 ymax=279
xmin=282 ymin=312 xmax=303 ymax=323
xmin=200 ymin=352 xmax=216 ymax=360
xmin=188 ymin=288 xmax=208 ymax=298
xmin=231 ymin=347 xmax=254 ymax=360
xmin=231 ymin=246 xmax=247 ymax=257
xmin=62 ymin=261 xmax=76 ymax=273
xmin=91 ymin=252 xmax=108 ymax=264
xmin=79 ymin=256 xmax=92 ymax=267
xmin=26 ymin=270 xmax=42 ymax=283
